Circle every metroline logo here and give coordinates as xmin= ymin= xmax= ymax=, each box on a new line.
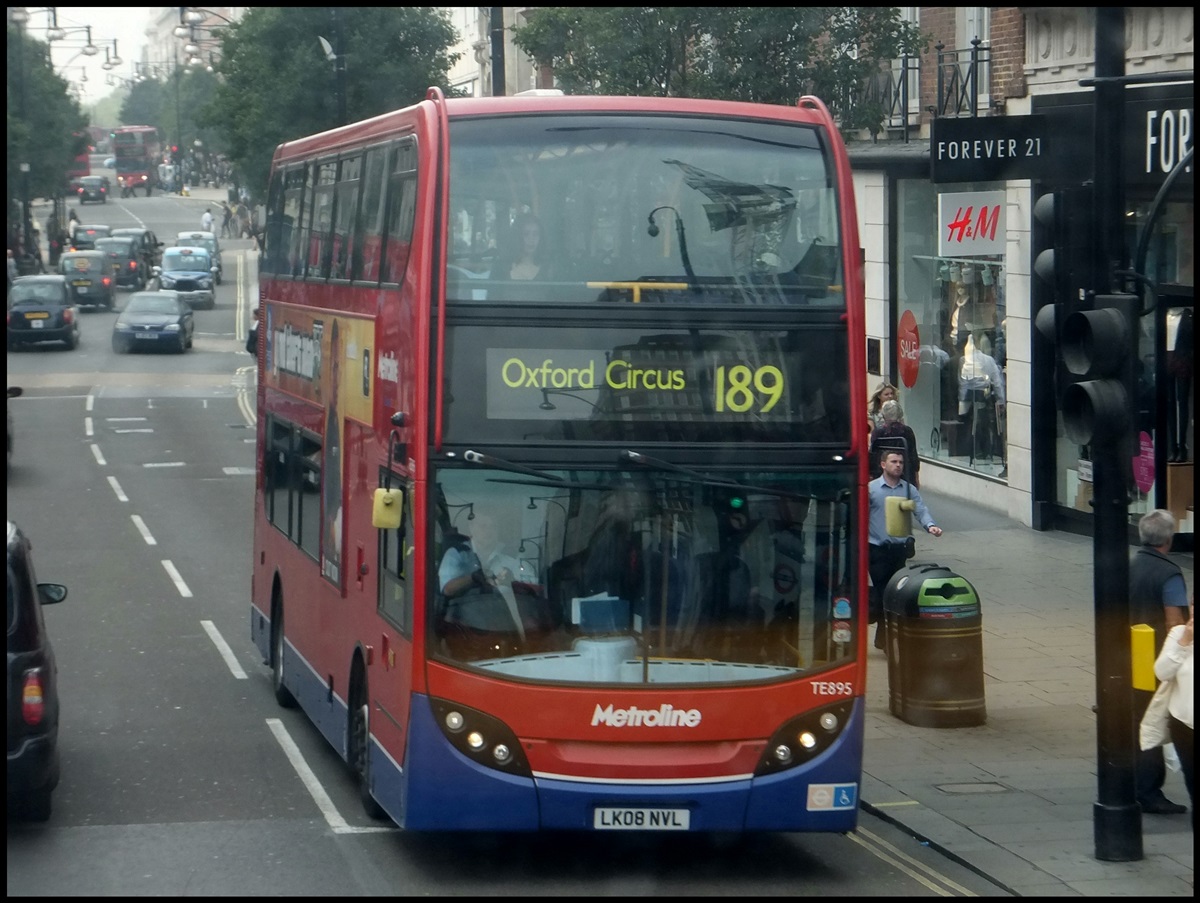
xmin=591 ymin=703 xmax=702 ymax=728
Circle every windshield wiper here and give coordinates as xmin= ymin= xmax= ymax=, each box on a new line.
xmin=619 ymin=449 xmax=808 ymax=502
xmin=463 ymin=449 xmax=565 ymax=482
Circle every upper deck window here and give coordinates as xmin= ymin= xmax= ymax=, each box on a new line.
xmin=447 ymin=114 xmax=844 ymax=307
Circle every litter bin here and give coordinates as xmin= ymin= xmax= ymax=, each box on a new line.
xmin=883 ymin=562 xmax=985 ymax=728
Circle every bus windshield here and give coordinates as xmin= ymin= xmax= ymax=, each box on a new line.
xmin=431 ymin=466 xmax=856 ymax=685
xmin=447 ymin=114 xmax=845 ymax=306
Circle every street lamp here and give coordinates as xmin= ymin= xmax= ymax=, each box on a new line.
xmin=9 ymin=7 xmax=66 ymax=41
xmin=317 ymin=7 xmax=348 ymax=126
xmin=11 ymin=11 xmax=36 ymax=267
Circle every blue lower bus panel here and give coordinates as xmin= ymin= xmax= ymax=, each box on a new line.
xmin=383 ymin=695 xmax=863 ymax=832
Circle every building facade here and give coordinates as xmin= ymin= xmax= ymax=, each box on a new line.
xmin=850 ymin=6 xmax=1193 ymax=543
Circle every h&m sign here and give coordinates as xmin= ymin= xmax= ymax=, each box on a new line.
xmin=937 ymin=190 xmax=1006 ymax=257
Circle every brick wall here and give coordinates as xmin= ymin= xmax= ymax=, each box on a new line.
xmin=988 ymin=8 xmax=1026 ymax=103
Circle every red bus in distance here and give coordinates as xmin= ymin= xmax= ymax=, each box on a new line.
xmin=112 ymin=125 xmax=160 ymax=197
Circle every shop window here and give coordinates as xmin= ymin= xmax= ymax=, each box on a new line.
xmin=895 ymin=180 xmax=1007 ymax=480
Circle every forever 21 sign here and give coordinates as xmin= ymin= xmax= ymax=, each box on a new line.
xmin=931 ymin=115 xmax=1053 ymax=183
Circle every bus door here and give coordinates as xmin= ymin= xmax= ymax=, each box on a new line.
xmin=371 ymin=467 xmax=416 ymax=760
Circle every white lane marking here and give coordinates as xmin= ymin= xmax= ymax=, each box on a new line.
xmin=266 ymin=718 xmax=351 ymax=831
xmin=222 ymin=466 xmax=255 ymax=475
xmin=107 ymin=476 xmax=128 ymax=502
xmin=85 ymin=416 xmax=94 ymax=437
xmin=86 ymin=394 xmax=95 ymax=412
xmin=90 ymin=444 xmax=107 ymax=465
xmin=115 ymin=428 xmax=155 ymax=433
xmin=201 ymin=620 xmax=247 ymax=679
xmin=202 ymin=399 xmax=208 ymax=409
xmin=144 ymin=461 xmax=186 ymax=468
xmin=130 ymin=515 xmax=157 ymax=545
xmin=161 ymin=560 xmax=193 ymax=597
xmin=106 ymin=417 xmax=148 ymax=422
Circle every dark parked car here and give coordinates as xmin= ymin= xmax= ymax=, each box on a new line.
xmin=6 ymin=276 xmax=81 ymax=350
xmin=68 ymin=224 xmax=111 ymax=252
xmin=58 ymin=250 xmax=116 ymax=309
xmin=73 ymin=175 xmax=108 ymax=205
xmin=176 ymin=230 xmax=223 ymax=284
xmin=111 ymin=291 xmax=194 ymax=354
xmin=110 ymin=227 xmax=163 ymax=272
xmin=94 ymin=236 xmax=146 ymax=290
xmin=7 ymin=519 xmax=69 ymax=821
xmin=152 ymin=247 xmax=216 ymax=310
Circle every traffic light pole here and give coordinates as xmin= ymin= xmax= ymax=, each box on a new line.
xmin=1089 ymin=6 xmax=1140 ymax=863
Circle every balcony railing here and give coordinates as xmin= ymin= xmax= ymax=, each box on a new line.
xmin=933 ymin=38 xmax=990 ymax=119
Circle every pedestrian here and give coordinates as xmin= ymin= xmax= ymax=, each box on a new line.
xmin=220 ymin=201 xmax=234 ymax=239
xmin=236 ymin=202 xmax=251 ymax=239
xmin=6 ymin=248 xmax=17 ymax=295
xmin=1150 ymin=609 xmax=1193 ymax=827
xmin=867 ymin=448 xmax=942 ymax=650
xmin=867 ymin=380 xmax=898 ymax=433
xmin=201 ymin=207 xmax=214 ymax=232
xmin=869 ymin=399 xmax=921 ymax=486
xmin=1130 ymin=508 xmax=1190 ymax=815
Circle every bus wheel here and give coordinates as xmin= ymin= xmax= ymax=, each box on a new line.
xmin=270 ymin=597 xmax=296 ymax=708
xmin=349 ymin=664 xmax=387 ymax=820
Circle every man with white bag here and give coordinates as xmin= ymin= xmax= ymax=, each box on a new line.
xmin=1130 ymin=509 xmax=1189 ymax=815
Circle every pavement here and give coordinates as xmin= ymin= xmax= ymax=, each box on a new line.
xmin=862 ymin=489 xmax=1193 ymax=896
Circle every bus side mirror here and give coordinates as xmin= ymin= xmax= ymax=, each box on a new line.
xmin=372 ymin=488 xmax=404 ymax=530
xmin=885 ymin=496 xmax=915 ymax=538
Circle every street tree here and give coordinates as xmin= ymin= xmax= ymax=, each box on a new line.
xmin=6 ymin=24 xmax=88 ymax=205
xmin=511 ymin=7 xmax=925 ymax=135
xmin=204 ymin=7 xmax=461 ymax=197
xmin=119 ymin=78 xmax=167 ymax=133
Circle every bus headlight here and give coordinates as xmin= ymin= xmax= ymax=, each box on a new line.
xmin=754 ymin=700 xmax=854 ymax=776
xmin=430 ymin=697 xmax=532 ymax=777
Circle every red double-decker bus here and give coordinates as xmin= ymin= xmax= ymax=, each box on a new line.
xmin=251 ymin=88 xmax=868 ymax=833
xmin=112 ymin=125 xmax=160 ymax=197
xmin=66 ymin=131 xmax=90 ymax=184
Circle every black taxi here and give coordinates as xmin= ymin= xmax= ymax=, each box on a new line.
xmin=57 ymin=251 xmax=116 ymax=310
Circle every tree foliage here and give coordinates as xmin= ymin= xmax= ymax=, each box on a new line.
xmin=512 ymin=7 xmax=925 ymax=133
xmin=205 ymin=7 xmax=461 ymax=196
xmin=7 ymin=26 xmax=88 ymax=202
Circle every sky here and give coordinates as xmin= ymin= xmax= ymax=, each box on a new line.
xmin=37 ymin=7 xmax=152 ymax=103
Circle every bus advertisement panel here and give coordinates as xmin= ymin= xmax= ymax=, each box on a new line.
xmin=112 ymin=125 xmax=160 ymax=197
xmin=252 ymin=90 xmax=868 ymax=834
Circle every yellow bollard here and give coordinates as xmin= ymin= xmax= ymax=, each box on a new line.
xmin=1131 ymin=623 xmax=1156 ymax=691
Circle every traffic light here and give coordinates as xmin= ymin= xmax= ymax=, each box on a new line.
xmin=1057 ymin=294 xmax=1139 ymax=447
xmin=1032 ymin=188 xmax=1089 ymax=309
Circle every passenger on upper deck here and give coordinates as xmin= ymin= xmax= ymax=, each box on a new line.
xmin=495 ymin=213 xmax=548 ymax=281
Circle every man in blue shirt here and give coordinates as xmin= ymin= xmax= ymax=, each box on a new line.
xmin=868 ymin=449 xmax=943 ymax=650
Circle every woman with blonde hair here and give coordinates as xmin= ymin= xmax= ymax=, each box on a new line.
xmin=867 ymin=381 xmax=898 ymax=433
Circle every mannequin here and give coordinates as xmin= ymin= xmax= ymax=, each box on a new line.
xmin=1167 ymin=308 xmax=1193 ymax=462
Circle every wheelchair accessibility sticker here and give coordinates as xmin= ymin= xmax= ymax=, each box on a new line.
xmin=807 ymin=783 xmax=858 ymax=811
